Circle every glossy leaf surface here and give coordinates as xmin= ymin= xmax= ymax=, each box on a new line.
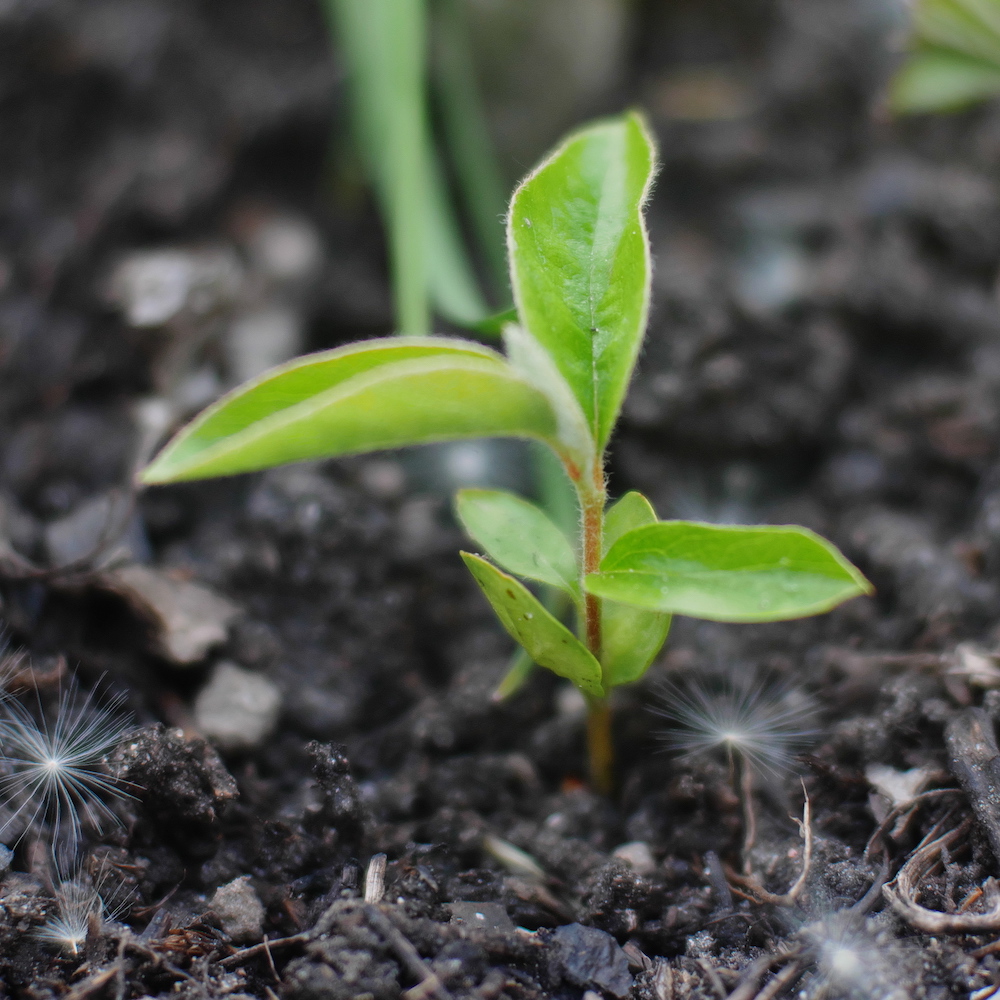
xmin=461 ymin=553 xmax=603 ymax=697
xmin=455 ymin=489 xmax=579 ymax=597
xmin=142 ymin=339 xmax=558 ymax=483
xmin=508 ymin=112 xmax=656 ymax=449
xmin=587 ymin=521 xmax=872 ymax=623
xmin=599 ymin=492 xmax=671 ymax=687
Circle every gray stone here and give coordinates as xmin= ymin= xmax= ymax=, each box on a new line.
xmin=195 ymin=661 xmax=281 ymax=752
xmin=552 ymin=922 xmax=632 ymax=999
xmin=446 ymin=902 xmax=514 ymax=932
xmin=210 ymin=876 xmax=264 ymax=944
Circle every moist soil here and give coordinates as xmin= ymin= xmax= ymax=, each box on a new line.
xmin=4 ymin=1 xmax=1000 ymax=997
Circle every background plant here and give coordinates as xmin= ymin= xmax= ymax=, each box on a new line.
xmin=141 ymin=112 xmax=871 ymax=792
xmin=890 ymin=0 xmax=1000 ymax=113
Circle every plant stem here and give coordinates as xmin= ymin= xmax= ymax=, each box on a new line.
xmin=579 ymin=470 xmax=611 ymax=793
xmin=585 ymin=695 xmax=614 ymax=795
xmin=580 ymin=487 xmax=604 ymax=653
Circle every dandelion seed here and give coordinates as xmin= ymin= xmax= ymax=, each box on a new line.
xmin=800 ymin=912 xmax=912 ymax=1000
xmin=36 ymin=876 xmax=103 ymax=956
xmin=35 ymin=853 xmax=130 ymax=957
xmin=0 ymin=677 xmax=137 ymax=855
xmin=654 ymin=670 xmax=817 ymax=777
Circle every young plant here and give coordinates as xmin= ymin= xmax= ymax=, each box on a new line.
xmin=140 ymin=112 xmax=871 ymax=792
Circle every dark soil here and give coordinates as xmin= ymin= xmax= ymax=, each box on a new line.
xmin=3 ymin=1 xmax=1000 ymax=997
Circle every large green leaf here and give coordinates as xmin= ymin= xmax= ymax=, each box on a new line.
xmin=507 ymin=112 xmax=656 ymax=450
xmin=141 ymin=338 xmax=559 ymax=483
xmin=461 ymin=553 xmax=603 ymax=697
xmin=586 ymin=521 xmax=872 ymax=623
xmin=455 ymin=489 xmax=580 ymax=597
xmin=599 ymin=492 xmax=671 ymax=687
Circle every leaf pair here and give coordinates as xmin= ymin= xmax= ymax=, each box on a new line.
xmin=455 ymin=489 xmax=870 ymax=698
xmin=456 ymin=489 xmax=671 ymax=697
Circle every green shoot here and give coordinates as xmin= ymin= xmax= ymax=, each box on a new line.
xmin=141 ymin=113 xmax=871 ymax=793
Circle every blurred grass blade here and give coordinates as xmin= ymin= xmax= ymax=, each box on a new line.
xmin=141 ymin=339 xmax=561 ymax=482
xmin=324 ymin=0 xmax=429 ymax=334
xmin=424 ymin=137 xmax=490 ymax=325
xmin=324 ymin=0 xmax=490 ymax=331
xmin=432 ymin=0 xmax=509 ymax=290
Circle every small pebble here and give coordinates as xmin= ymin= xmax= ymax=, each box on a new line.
xmin=612 ymin=841 xmax=656 ymax=876
xmin=210 ymin=876 xmax=264 ymax=944
xmin=195 ymin=661 xmax=282 ymax=752
xmin=447 ymin=901 xmax=514 ymax=932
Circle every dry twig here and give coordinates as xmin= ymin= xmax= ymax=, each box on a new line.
xmin=729 ymin=789 xmax=813 ymax=907
xmin=883 ymin=820 xmax=1000 ymax=933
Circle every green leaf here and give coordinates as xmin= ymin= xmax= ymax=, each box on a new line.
xmin=141 ymin=338 xmax=559 ymax=483
xmin=503 ymin=324 xmax=594 ymax=476
xmin=507 ymin=111 xmax=657 ymax=450
xmin=599 ymin=491 xmax=671 ymax=687
xmin=914 ymin=0 xmax=1000 ymax=66
xmin=603 ymin=490 xmax=658 ymax=553
xmin=890 ymin=0 xmax=1000 ymax=114
xmin=586 ymin=521 xmax=872 ymax=623
xmin=461 ymin=552 xmax=603 ymax=697
xmin=455 ymin=489 xmax=580 ymax=597
xmin=891 ymin=48 xmax=1000 ymax=112
xmin=468 ymin=306 xmax=518 ymax=337
xmin=601 ymin=603 xmax=671 ymax=688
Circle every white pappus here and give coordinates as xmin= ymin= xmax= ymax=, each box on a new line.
xmin=0 ymin=677 xmax=137 ymax=856
xmin=654 ymin=669 xmax=818 ymax=777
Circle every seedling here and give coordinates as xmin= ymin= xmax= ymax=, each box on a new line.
xmin=140 ymin=113 xmax=871 ymax=792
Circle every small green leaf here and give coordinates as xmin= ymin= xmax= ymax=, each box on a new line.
xmin=603 ymin=490 xmax=658 ymax=553
xmin=601 ymin=604 xmax=671 ymax=688
xmin=455 ymin=489 xmax=580 ymax=597
xmin=508 ymin=111 xmax=656 ymax=450
xmin=142 ymin=338 xmax=560 ymax=483
xmin=461 ymin=552 xmax=603 ymax=697
xmin=586 ymin=521 xmax=872 ymax=623
xmin=599 ymin=491 xmax=671 ymax=687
